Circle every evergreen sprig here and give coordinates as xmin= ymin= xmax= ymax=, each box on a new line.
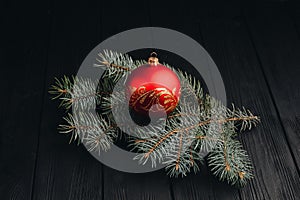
xmin=49 ymin=76 xmax=99 ymax=110
xmin=59 ymin=112 xmax=117 ymax=153
xmin=49 ymin=50 xmax=259 ymax=186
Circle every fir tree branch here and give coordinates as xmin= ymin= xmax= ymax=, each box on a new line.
xmin=175 ymin=133 xmax=184 ymax=171
xmin=140 ymin=114 xmax=258 ymax=159
xmin=132 ymin=68 xmax=259 ymax=181
xmin=49 ymin=50 xmax=260 ymax=186
xmin=59 ymin=112 xmax=117 ymax=153
xmin=93 ymin=50 xmax=147 ymax=82
xmin=191 ymin=115 xmax=259 ymax=131
xmin=207 ymin=137 xmax=253 ymax=186
xmin=144 ymin=129 xmax=179 ymax=159
xmin=98 ymin=60 xmax=130 ymax=71
xmin=49 ymin=76 xmax=100 ymax=110
xmin=49 ymin=76 xmax=73 ymax=104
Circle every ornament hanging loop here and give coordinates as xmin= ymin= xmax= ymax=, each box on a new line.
xmin=148 ymin=52 xmax=159 ymax=65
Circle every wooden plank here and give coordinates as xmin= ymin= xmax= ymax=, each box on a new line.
xmin=198 ymin=4 xmax=300 ymax=200
xmin=150 ymin=2 xmax=242 ymax=200
xmin=100 ymin=1 xmax=173 ymax=200
xmin=290 ymin=2 xmax=300 ymax=37
xmin=0 ymin=1 xmax=50 ymax=199
xmin=32 ymin=1 xmax=104 ymax=199
xmin=244 ymin=3 xmax=300 ymax=196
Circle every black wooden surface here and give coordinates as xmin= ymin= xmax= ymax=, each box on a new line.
xmin=1 ymin=1 xmax=300 ymax=200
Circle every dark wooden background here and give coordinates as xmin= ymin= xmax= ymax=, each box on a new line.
xmin=1 ymin=0 xmax=300 ymax=199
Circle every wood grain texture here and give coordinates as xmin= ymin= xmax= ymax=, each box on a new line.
xmin=2 ymin=1 xmax=300 ymax=200
xmin=32 ymin=1 xmax=104 ymax=200
xmin=199 ymin=4 xmax=300 ymax=200
xmin=245 ymin=4 xmax=300 ymax=173
xmin=0 ymin=1 xmax=50 ymax=199
xmin=290 ymin=2 xmax=300 ymax=37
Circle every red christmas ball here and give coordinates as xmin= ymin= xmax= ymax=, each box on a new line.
xmin=126 ymin=62 xmax=181 ymax=116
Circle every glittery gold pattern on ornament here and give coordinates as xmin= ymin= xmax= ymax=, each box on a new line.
xmin=129 ymin=83 xmax=178 ymax=114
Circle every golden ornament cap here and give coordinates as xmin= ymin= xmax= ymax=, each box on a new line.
xmin=148 ymin=52 xmax=159 ymax=65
